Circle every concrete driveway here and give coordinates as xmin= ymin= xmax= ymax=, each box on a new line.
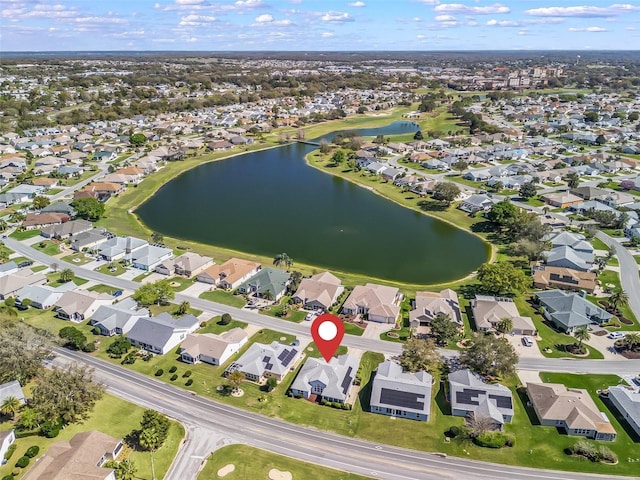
xmin=182 ymin=281 xmax=216 ymax=298
xmin=504 ymin=333 xmax=545 ymax=359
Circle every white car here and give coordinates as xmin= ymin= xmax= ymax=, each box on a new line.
xmin=304 ymin=312 xmax=317 ymax=321
xmin=607 ymin=332 xmax=625 ymax=340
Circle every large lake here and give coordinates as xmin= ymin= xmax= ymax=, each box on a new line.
xmin=136 ymin=123 xmax=490 ymax=284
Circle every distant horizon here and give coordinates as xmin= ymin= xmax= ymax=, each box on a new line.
xmin=1 ymin=1 xmax=639 ymax=52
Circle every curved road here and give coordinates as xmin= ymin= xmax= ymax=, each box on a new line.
xmin=51 ymin=348 xmax=637 ymax=480
xmin=6 ymin=238 xmax=640 ymax=374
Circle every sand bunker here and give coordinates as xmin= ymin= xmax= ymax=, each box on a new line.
xmin=269 ymin=469 xmax=293 ymax=480
xmin=217 ymin=464 xmax=235 ymax=477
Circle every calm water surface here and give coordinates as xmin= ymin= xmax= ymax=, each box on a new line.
xmin=136 ymin=123 xmax=490 ymax=284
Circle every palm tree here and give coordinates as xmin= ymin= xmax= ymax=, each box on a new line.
xmin=624 ymin=332 xmax=640 ymax=350
xmin=1 ymin=396 xmax=21 ymax=419
xmin=609 ymin=290 xmax=629 ymax=312
xmin=139 ymin=428 xmax=159 ymax=480
xmin=273 ymin=253 xmax=292 ymax=271
xmin=0 ymin=304 xmax=18 ymax=317
xmin=176 ymin=301 xmax=190 ymax=316
xmin=573 ymin=325 xmax=590 ymax=351
xmin=261 ymin=290 xmax=274 ymax=302
xmin=606 ymin=245 xmax=616 ymax=260
xmin=0 ymin=220 xmax=7 ymax=232
xmin=227 ymin=370 xmax=246 ymax=394
xmin=117 ymin=459 xmax=137 ymax=480
xmin=496 ymin=317 xmax=513 ymax=337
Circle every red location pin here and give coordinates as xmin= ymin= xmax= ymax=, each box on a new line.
xmin=311 ymin=313 xmax=345 ymax=362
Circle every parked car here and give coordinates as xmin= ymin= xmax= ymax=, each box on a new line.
xmin=521 ymin=336 xmax=534 ymax=347
xmin=290 ymin=339 xmax=300 ymax=347
xmin=112 ymin=290 xmax=123 ymax=297
xmin=305 ymin=312 xmax=317 ymax=321
xmin=17 ymin=261 xmax=33 ymax=268
xmin=607 ymin=331 xmax=625 ymax=340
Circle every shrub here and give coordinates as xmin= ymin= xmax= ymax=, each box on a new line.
xmin=169 ymin=366 xmax=177 ymax=373
xmin=4 ymin=444 xmax=17 ymax=460
xmin=155 ymin=369 xmax=164 ymax=376
xmin=569 ymin=440 xmax=599 ymax=462
xmin=121 ymin=351 xmax=137 ymax=365
xmin=332 ymin=402 xmax=341 ymax=409
xmin=220 ymin=313 xmax=232 ymax=325
xmin=341 ymin=403 xmax=350 ymax=410
xmin=598 ymin=446 xmax=618 ymax=463
xmin=170 ymin=374 xmax=178 ymax=381
xmin=15 ymin=457 xmax=29 ymax=468
xmin=183 ymin=370 xmax=192 ymax=378
xmin=82 ymin=342 xmax=96 ymax=352
xmin=25 ymin=446 xmax=39 ymax=458
xmin=448 ymin=426 xmax=464 ymax=438
xmin=185 ymin=379 xmax=193 ymax=386
xmin=2 ymin=474 xmax=14 ymax=480
xmin=200 ymin=321 xmax=207 ymax=328
xmin=40 ymin=420 xmax=61 ymax=438
xmin=474 ymin=431 xmax=509 ymax=448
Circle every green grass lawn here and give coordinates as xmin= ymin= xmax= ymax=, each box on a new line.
xmin=166 ymin=275 xmax=195 ymax=292
xmin=343 ymin=321 xmax=365 ymax=336
xmin=598 ymin=270 xmax=637 ymax=326
xmin=88 ymin=283 xmax=120 ymax=295
xmin=61 ymin=252 xmax=94 ymax=265
xmin=45 ymin=188 xmax=64 ymax=195
xmin=514 ymin=295 xmax=604 ymax=359
xmin=46 ymin=271 xmax=88 ymax=286
xmin=635 ymin=255 xmax=640 ymax=265
xmin=95 ymin=262 xmax=127 ymax=276
xmin=0 ymin=394 xmax=184 ymax=480
xmin=198 ymin=316 xmax=248 ymax=334
xmin=607 ymin=257 xmax=619 ymax=267
xmin=148 ymin=302 xmax=203 ymax=318
xmin=591 ymin=237 xmax=610 ymax=251
xmin=31 ymin=265 xmax=47 ymax=272
xmin=9 ymin=256 xmax=30 ymax=265
xmin=132 ymin=271 xmax=154 ymax=282
xmin=199 ymin=289 xmax=246 ymax=308
xmin=198 ymin=444 xmax=374 ymax=480
xmin=260 ymin=296 xmax=306 ymax=323
xmin=9 ymin=229 xmax=41 ymax=240
xmin=32 ymin=240 xmax=61 ymax=256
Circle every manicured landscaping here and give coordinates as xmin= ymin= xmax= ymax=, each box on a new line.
xmin=45 ymin=271 xmax=89 ymax=286
xmin=199 ymin=289 xmax=247 ymax=308
xmin=591 ymin=237 xmax=610 ymax=251
xmin=95 ymin=262 xmax=127 ymax=277
xmin=9 ymin=229 xmax=41 ymax=240
xmin=260 ymin=296 xmax=307 ymax=323
xmin=198 ymin=316 xmax=248 ymax=334
xmin=88 ymin=283 xmax=121 ymax=295
xmin=33 ymin=240 xmax=60 ymax=256
xmin=343 ymin=321 xmax=365 ymax=336
xmin=198 ymin=444 xmax=374 ymax=480
xmin=61 ymin=252 xmax=94 ymax=265
xmin=166 ymin=275 xmax=195 ymax=292
xmin=148 ymin=302 xmax=203 ymax=318
xmin=0 ymin=393 xmax=184 ymax=480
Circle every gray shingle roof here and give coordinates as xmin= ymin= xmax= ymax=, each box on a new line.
xmin=370 ymin=360 xmax=432 ymax=415
xmin=291 ymin=354 xmax=360 ymax=402
xmin=536 ymin=289 xmax=612 ymax=329
xmin=449 ymin=369 xmax=513 ymax=424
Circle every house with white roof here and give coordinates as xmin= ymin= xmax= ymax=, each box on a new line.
xmin=125 ymin=312 xmax=200 ymax=355
xmin=225 ymin=341 xmax=302 ymax=383
xmin=290 ymin=354 xmax=360 ymax=405
xmin=0 ymin=380 xmax=26 ymax=406
xmin=54 ymin=290 xmax=113 ymax=323
xmin=370 ymin=360 xmax=432 ymax=421
xmin=131 ymin=245 xmax=174 ymax=271
xmin=98 ymin=236 xmax=147 ymax=262
xmin=90 ymin=300 xmax=149 ymax=337
xmin=608 ymin=385 xmax=640 ymax=438
xmin=17 ymin=282 xmax=77 ymax=309
xmin=535 ymin=289 xmax=612 ymax=333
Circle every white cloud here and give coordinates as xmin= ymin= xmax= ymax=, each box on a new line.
xmin=418 ymin=0 xmax=440 ymax=4
xmin=253 ymin=14 xmax=292 ymax=25
xmin=525 ymin=4 xmax=639 ymax=18
xmin=568 ymin=26 xmax=608 ymax=32
xmin=435 ymin=14 xmax=455 ymax=22
xmin=435 ymin=3 xmax=510 ymax=15
xmin=486 ymin=19 xmax=519 ymax=27
xmin=74 ymin=16 xmax=128 ymax=24
xmin=321 ymin=31 xmax=334 ymax=37
xmin=255 ymin=13 xmax=272 ymax=22
xmin=321 ymin=11 xmax=354 ymax=23
xmin=176 ymin=0 xmax=204 ymax=4
xmin=626 ymin=26 xmax=637 ymax=30
xmin=413 ymin=17 xmax=422 ymax=22
xmin=348 ymin=1 xmax=366 ymax=6
xmin=235 ymin=0 xmax=263 ymax=7
xmin=179 ymin=14 xmax=216 ymax=25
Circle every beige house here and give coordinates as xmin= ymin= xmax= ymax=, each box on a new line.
xmin=532 ymin=266 xmax=597 ymax=294
xmin=22 ymin=430 xmax=123 ymax=480
xmin=527 ymin=383 xmax=617 ymax=441
xmin=179 ymin=328 xmax=248 ymax=366
xmin=409 ymin=289 xmax=462 ymax=334
xmin=540 ymin=192 xmax=583 ymax=208
xmin=0 ymin=270 xmax=47 ymax=300
xmin=342 ymin=283 xmax=402 ymax=324
xmin=54 ymin=290 xmax=113 ymax=323
xmin=156 ymin=252 xmax=213 ymax=277
xmin=471 ymin=295 xmax=536 ymax=335
xmin=196 ymin=258 xmax=261 ymax=290
xmin=292 ymin=271 xmax=344 ymax=312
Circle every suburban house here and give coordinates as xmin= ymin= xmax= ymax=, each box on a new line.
xmin=0 ymin=270 xmax=47 ymax=299
xmin=532 ymin=265 xmax=597 ymax=294
xmin=540 ymin=192 xmax=584 ymax=209
xmin=155 ymin=252 xmax=214 ymax=277
xmin=71 ymin=228 xmax=111 ymax=252
xmin=40 ymin=219 xmax=93 ymax=240
xmin=342 ymin=283 xmax=402 ymax=324
xmin=17 ymin=282 xmax=77 ymax=309
xmin=54 ymin=290 xmax=113 ymax=323
xmin=0 ymin=261 xmax=18 ymax=277
xmin=369 ymin=360 xmax=432 ymax=421
xmin=90 ymin=300 xmax=150 ymax=336
xmin=409 ymin=289 xmax=462 ymax=334
xmin=0 ymin=380 xmax=26 ymax=405
xmin=458 ymin=194 xmax=497 ymax=213
xmin=543 ymin=246 xmax=594 ymax=272
xmin=130 ymin=244 xmax=174 ymax=271
xmin=449 ymin=369 xmax=514 ymax=427
xmin=196 ymin=258 xmax=261 ymax=290
xmin=236 ymin=267 xmax=291 ymax=301
xmin=535 ymin=289 xmax=612 ymax=333
xmin=607 ymin=386 xmax=640 ymax=438
xmin=471 ymin=295 xmax=536 ymax=335
xmin=545 ymin=231 xmax=594 ymax=254
xmin=527 ymin=383 xmax=617 ymax=441
xmin=292 ymin=271 xmax=344 ymax=312
xmin=179 ymin=328 xmax=248 ymax=366
xmin=22 ymin=212 xmax=69 ymax=230
xmin=21 ymin=430 xmax=123 ymax=480
xmin=0 ymin=430 xmax=15 ymax=465
xmin=125 ymin=312 xmax=200 ymax=355
xmin=98 ymin=236 xmax=147 ymax=262
xmin=290 ymin=354 xmax=360 ymax=405
xmin=225 ymin=341 xmax=301 ymax=383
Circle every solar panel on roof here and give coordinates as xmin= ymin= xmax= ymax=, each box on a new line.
xmin=456 ymin=388 xmax=484 ymax=406
xmin=281 ymin=349 xmax=297 ymax=367
xmin=341 ymin=366 xmax=354 ymax=394
xmin=278 ymin=350 xmax=289 ymax=362
xmin=488 ymin=394 xmax=512 ymax=409
xmin=380 ymin=388 xmax=426 ymax=410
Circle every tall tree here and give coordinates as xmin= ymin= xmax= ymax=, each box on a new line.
xmin=609 ymin=289 xmax=629 ymax=312
xmin=59 ymin=268 xmax=75 ymax=283
xmin=71 ymin=197 xmax=105 ymax=221
xmin=138 ymin=410 xmax=170 ymax=451
xmin=399 ymin=338 xmax=443 ymax=376
xmin=176 ymin=301 xmax=190 ymax=316
xmin=429 ymin=313 xmax=459 ymax=346
xmin=133 ymin=279 xmax=174 ymax=306
xmin=477 ymin=262 xmax=530 ymax=296
xmin=30 ymin=364 xmax=104 ymax=425
xmin=432 ymin=182 xmax=461 ymax=207
xmin=573 ymin=326 xmax=590 ymax=351
xmin=0 ymin=396 xmax=21 ymax=419
xmin=273 ymin=252 xmax=292 ymax=270
xmin=460 ymin=334 xmax=518 ymax=378
xmin=32 ymin=195 xmax=50 ymax=210
xmin=0 ymin=322 xmax=52 ymax=384
xmin=496 ymin=317 xmax=513 ymax=336
xmin=519 ymin=182 xmax=537 ymax=200
xmin=227 ymin=370 xmax=246 ymax=393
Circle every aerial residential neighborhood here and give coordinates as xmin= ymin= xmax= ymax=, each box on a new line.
xmin=1 ymin=8 xmax=640 ymax=480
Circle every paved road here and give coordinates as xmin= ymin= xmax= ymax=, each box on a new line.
xmin=7 ymin=238 xmax=640 ymax=375
xmin=596 ymin=231 xmax=640 ymax=322
xmin=51 ymin=348 xmax=636 ymax=480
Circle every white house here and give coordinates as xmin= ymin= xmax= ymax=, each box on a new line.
xmin=290 ymin=354 xmax=360 ymax=404
xmin=179 ymin=328 xmax=248 ymax=366
xmin=125 ymin=313 xmax=200 ymax=355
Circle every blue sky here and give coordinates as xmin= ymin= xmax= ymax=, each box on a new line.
xmin=1 ymin=0 xmax=639 ymax=51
